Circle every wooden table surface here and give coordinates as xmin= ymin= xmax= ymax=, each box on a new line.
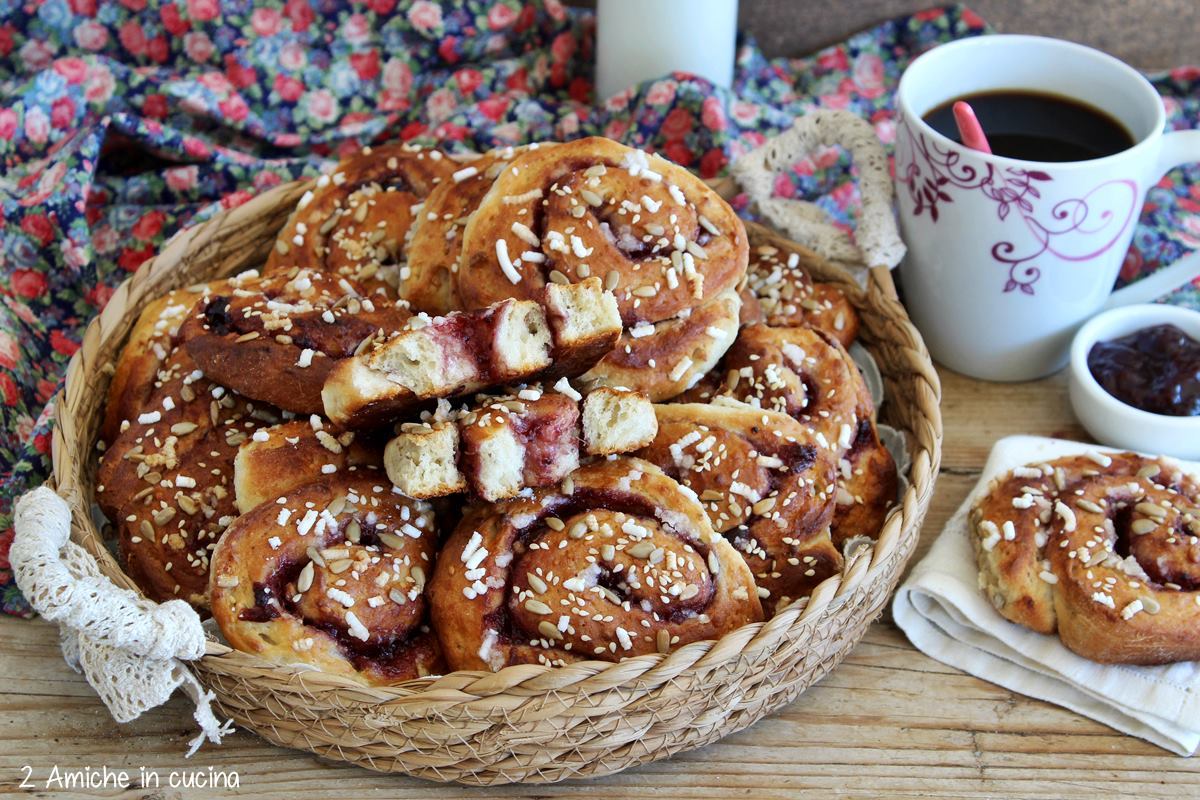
xmin=2 ymin=366 xmax=1197 ymax=799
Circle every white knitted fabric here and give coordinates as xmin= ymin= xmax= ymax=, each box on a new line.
xmin=12 ymin=486 xmax=231 ymax=755
xmin=731 ymin=109 xmax=908 ymax=273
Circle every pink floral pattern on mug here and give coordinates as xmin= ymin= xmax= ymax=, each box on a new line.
xmin=896 ymin=118 xmax=1138 ymax=294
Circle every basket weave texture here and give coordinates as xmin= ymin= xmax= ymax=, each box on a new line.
xmin=52 ymin=178 xmax=943 ymax=785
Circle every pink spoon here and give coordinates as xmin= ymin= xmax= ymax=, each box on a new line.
xmin=952 ymin=100 xmax=992 ymax=154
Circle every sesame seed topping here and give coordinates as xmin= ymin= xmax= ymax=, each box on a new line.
xmin=496 ymin=239 xmax=521 ymax=284
xmin=525 ymin=598 xmax=552 ymax=615
xmin=554 ymin=377 xmax=582 ymax=401
xmin=669 ymin=357 xmax=693 ymax=383
xmin=1054 ymin=501 xmax=1077 ymax=532
xmin=344 ymin=611 xmax=369 ymax=641
xmin=511 ymin=221 xmax=540 ymax=247
xmin=452 ymin=166 xmax=479 ymax=183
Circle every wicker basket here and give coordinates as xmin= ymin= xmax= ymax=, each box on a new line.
xmin=50 ymin=178 xmax=942 ymax=785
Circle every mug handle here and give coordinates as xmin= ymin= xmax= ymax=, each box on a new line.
xmin=1105 ymin=130 xmax=1200 ymax=308
xmin=1155 ymin=129 xmax=1200 ymax=178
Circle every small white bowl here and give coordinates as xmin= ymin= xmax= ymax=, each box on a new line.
xmin=1068 ymin=303 xmax=1200 ymax=460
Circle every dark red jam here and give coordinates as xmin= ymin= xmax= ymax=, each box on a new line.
xmin=1087 ymin=324 xmax=1200 ymax=416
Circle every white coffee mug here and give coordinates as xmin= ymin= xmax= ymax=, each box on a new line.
xmin=894 ymin=35 xmax=1200 ymax=381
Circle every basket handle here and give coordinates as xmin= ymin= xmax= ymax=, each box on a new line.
xmin=11 ymin=486 xmax=230 ymax=754
xmin=730 ymin=109 xmax=907 ymax=299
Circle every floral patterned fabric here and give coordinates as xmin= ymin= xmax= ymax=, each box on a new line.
xmin=1 ymin=2 xmax=1197 ymax=616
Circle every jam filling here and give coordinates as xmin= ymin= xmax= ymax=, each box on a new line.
xmin=776 ymin=440 xmax=819 ymax=474
xmin=1088 ymin=323 xmax=1200 ymax=416
xmin=200 ymin=285 xmax=382 ymax=358
xmin=845 ymin=418 xmax=876 ymax=457
xmin=238 ymin=556 xmax=306 ymax=624
xmin=237 ymin=529 xmax=431 ymax=666
xmin=1109 ymin=503 xmax=1199 ymax=590
xmin=239 ymin=583 xmax=282 ymax=623
xmin=202 ymin=297 xmax=233 ymax=335
xmin=307 ymin=620 xmax=432 ymax=677
xmin=419 ymin=309 xmax=503 ymax=380
xmin=511 ymin=398 xmax=578 ymax=484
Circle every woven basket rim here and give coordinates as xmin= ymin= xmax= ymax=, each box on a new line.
xmin=48 ymin=177 xmax=943 ymax=780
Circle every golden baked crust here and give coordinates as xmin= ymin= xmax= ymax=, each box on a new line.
xmin=453 ymin=137 xmax=746 ymax=400
xmin=971 ymin=453 xmax=1154 ymax=634
xmin=179 ymin=268 xmax=411 ymax=417
xmin=457 ymin=138 xmax=747 ymax=318
xmin=321 ymin=278 xmax=620 ymax=429
xmin=97 ymin=348 xmax=282 ymax=609
xmin=679 ymin=324 xmax=897 ymax=546
xmin=101 ymin=281 xmax=227 ymax=446
xmin=699 ymin=325 xmax=860 ymax=448
xmin=209 ymin=468 xmax=444 ymax=684
xmin=829 ymin=339 xmax=898 ymax=547
xmin=404 ymin=148 xmax=526 ymax=315
xmin=1050 ymin=474 xmax=1200 ymax=664
xmin=100 ymin=136 xmax=903 ymax=680
xmin=264 ymin=143 xmax=456 ymax=298
xmin=428 ymin=458 xmax=763 ymax=671
xmin=636 ymin=400 xmax=841 ymax=613
xmin=581 ymin=287 xmax=742 ymax=401
xmin=830 ymin=417 xmax=898 ymax=547
xmin=233 ymin=418 xmax=380 ymax=514
xmin=740 ymin=243 xmax=859 ymax=347
xmin=972 ymin=452 xmax=1200 ymax=663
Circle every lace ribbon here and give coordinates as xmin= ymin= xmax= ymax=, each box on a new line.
xmin=12 ymin=486 xmax=230 ymax=755
xmin=731 ymin=109 xmax=907 ymax=273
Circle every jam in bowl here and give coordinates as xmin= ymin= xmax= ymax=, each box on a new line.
xmin=1069 ymin=304 xmax=1200 ymax=460
xmin=1086 ymin=323 xmax=1200 ymax=417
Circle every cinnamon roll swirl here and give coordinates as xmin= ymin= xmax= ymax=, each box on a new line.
xmin=233 ymin=418 xmax=380 ymax=514
xmin=973 ymin=452 xmax=1200 ymax=664
xmin=739 ymin=243 xmax=859 ymax=347
xmin=455 ymin=137 xmax=747 ymax=399
xmin=636 ymin=400 xmax=842 ymax=613
xmin=428 ymin=458 xmax=764 ymax=670
xmin=404 ymin=148 xmax=523 ymax=315
xmin=101 ymin=281 xmax=226 ymax=446
xmin=210 ymin=468 xmax=444 ymax=683
xmin=695 ymin=324 xmax=861 ymax=453
xmin=683 ymin=324 xmax=898 ymax=544
xmin=97 ymin=348 xmax=281 ymax=609
xmin=265 ymin=143 xmax=456 ymax=299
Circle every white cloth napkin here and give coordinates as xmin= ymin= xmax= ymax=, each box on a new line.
xmin=893 ymin=435 xmax=1200 ymax=756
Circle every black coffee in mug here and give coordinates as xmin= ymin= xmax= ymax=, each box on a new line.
xmin=922 ymin=90 xmax=1135 ymax=162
